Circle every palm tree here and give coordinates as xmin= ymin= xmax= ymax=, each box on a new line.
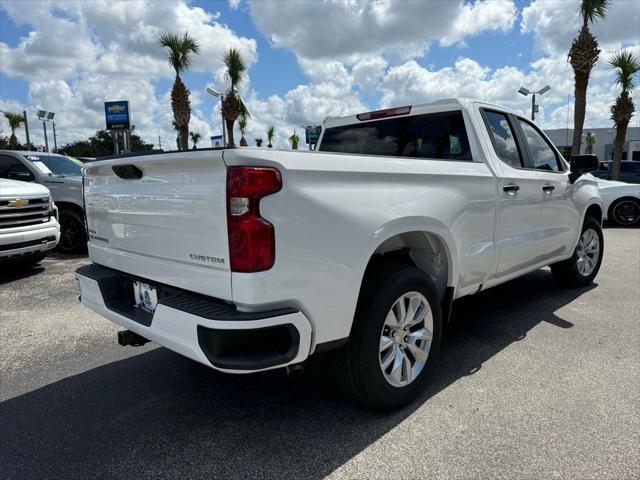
xmin=238 ymin=116 xmax=248 ymax=146
xmin=288 ymin=130 xmax=300 ymax=150
xmin=3 ymin=111 xmax=24 ymax=149
xmin=266 ymin=126 xmax=275 ymax=148
xmin=568 ymin=0 xmax=611 ymax=156
xmin=159 ymin=32 xmax=200 ymax=150
xmin=255 ymin=138 xmax=263 ymax=147
xmin=608 ymin=51 xmax=639 ymax=181
xmin=190 ymin=131 xmax=201 ymax=149
xmin=221 ymin=49 xmax=250 ymax=147
xmin=584 ymin=132 xmax=596 ymax=154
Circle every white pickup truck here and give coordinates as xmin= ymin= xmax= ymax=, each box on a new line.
xmin=76 ymin=98 xmax=603 ymax=409
xmin=0 ymin=178 xmax=59 ymax=266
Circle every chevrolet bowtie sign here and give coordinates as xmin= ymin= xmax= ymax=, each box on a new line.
xmin=8 ymin=198 xmax=29 ymax=207
xmin=104 ymin=100 xmax=131 ymax=130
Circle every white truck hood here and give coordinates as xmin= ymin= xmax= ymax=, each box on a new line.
xmin=0 ymin=178 xmax=51 ymax=198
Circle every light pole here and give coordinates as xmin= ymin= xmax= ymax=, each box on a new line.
xmin=518 ymin=85 xmax=550 ymax=122
xmin=206 ymin=87 xmax=226 ymax=147
xmin=37 ymin=110 xmax=55 ymax=152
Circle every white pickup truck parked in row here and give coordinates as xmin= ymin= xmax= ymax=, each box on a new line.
xmin=0 ymin=178 xmax=60 ymax=266
xmin=76 ymin=99 xmax=603 ymax=409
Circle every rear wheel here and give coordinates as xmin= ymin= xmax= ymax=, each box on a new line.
xmin=335 ymin=263 xmax=442 ymax=410
xmin=551 ymin=217 xmax=603 ymax=288
xmin=609 ymin=198 xmax=640 ymax=227
xmin=57 ymin=209 xmax=87 ymax=253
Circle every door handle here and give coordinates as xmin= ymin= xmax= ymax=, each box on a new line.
xmin=503 ymin=184 xmax=520 ymax=193
xmin=542 ymin=184 xmax=555 ymax=193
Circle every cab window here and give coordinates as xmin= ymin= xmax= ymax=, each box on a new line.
xmin=319 ymin=111 xmax=473 ymax=161
xmin=482 ymin=110 xmax=522 ymax=168
xmin=517 ymin=119 xmax=563 ymax=172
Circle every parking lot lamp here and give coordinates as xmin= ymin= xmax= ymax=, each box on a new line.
xmin=519 ymin=85 xmax=551 ymax=121
xmin=206 ymin=87 xmax=226 ymax=147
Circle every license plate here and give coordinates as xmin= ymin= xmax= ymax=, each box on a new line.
xmin=133 ymin=281 xmax=158 ymax=314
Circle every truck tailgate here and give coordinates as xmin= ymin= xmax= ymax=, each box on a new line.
xmin=83 ymin=150 xmax=232 ymax=299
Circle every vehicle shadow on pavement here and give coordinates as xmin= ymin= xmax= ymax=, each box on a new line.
xmin=0 ymin=270 xmax=594 ymax=480
xmin=0 ymin=265 xmax=45 ymax=285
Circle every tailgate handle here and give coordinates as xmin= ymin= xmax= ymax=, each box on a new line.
xmin=112 ymin=165 xmax=143 ymax=179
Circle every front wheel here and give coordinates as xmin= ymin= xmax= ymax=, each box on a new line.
xmin=551 ymin=217 xmax=604 ymax=288
xmin=335 ymin=264 xmax=442 ymax=410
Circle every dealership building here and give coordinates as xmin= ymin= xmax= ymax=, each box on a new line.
xmin=544 ymin=127 xmax=640 ymax=161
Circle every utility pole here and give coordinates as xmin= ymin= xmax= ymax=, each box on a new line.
xmin=52 ymin=122 xmax=58 ymax=152
xmin=23 ymin=110 xmax=30 ymax=148
xmin=158 ymin=135 xmax=162 ymax=150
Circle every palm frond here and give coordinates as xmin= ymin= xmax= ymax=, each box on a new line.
xmin=267 ymin=126 xmax=275 ymax=141
xmin=222 ymin=48 xmax=247 ymax=89
xmin=159 ymin=32 xmax=200 ymax=75
xmin=608 ymin=50 xmax=640 ymax=94
xmin=2 ymin=111 xmax=24 ymax=131
xmin=580 ymin=0 xmax=611 ymax=25
xmin=238 ymin=116 xmax=247 ymax=133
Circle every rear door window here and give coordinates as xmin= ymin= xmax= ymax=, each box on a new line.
xmin=319 ymin=111 xmax=472 ymax=161
xmin=481 ymin=110 xmax=523 ymax=168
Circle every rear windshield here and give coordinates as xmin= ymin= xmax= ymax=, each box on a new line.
xmin=319 ymin=110 xmax=472 ymax=161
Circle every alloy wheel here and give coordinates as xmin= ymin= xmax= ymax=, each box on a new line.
xmin=576 ymin=228 xmax=600 ymax=277
xmin=379 ymin=291 xmax=433 ymax=387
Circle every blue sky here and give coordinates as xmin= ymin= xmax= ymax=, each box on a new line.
xmin=0 ymin=0 xmax=638 ymax=148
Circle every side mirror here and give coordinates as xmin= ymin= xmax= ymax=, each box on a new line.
xmin=7 ymin=171 xmax=34 ymax=182
xmin=569 ymin=154 xmax=599 ymax=183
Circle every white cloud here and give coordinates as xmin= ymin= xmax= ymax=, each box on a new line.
xmin=1 ymin=0 xmax=638 ymax=153
xmin=441 ymin=0 xmax=517 ymax=47
xmin=521 ymin=0 xmax=640 ymax=55
xmin=0 ymin=0 xmax=257 ymax=148
xmin=249 ymin=0 xmax=516 ymax=63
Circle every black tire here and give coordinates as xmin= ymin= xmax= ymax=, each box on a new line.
xmin=335 ymin=263 xmax=442 ymax=410
xmin=551 ymin=217 xmax=604 ymax=288
xmin=608 ymin=197 xmax=640 ymax=227
xmin=57 ymin=209 xmax=87 ymax=253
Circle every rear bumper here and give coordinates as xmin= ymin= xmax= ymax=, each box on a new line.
xmin=0 ymin=219 xmax=60 ymax=259
xmin=75 ymin=264 xmax=312 ymax=373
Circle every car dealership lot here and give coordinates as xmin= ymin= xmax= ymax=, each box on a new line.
xmin=1 ymin=229 xmax=639 ymax=480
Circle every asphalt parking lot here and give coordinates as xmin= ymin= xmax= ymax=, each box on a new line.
xmin=1 ymin=228 xmax=639 ymax=480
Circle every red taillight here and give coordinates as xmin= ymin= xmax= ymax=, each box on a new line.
xmin=226 ymin=166 xmax=282 ymax=272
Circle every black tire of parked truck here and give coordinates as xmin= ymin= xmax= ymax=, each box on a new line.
xmin=551 ymin=216 xmax=604 ymax=288
xmin=57 ymin=209 xmax=87 ymax=254
xmin=334 ymin=263 xmax=442 ymax=410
